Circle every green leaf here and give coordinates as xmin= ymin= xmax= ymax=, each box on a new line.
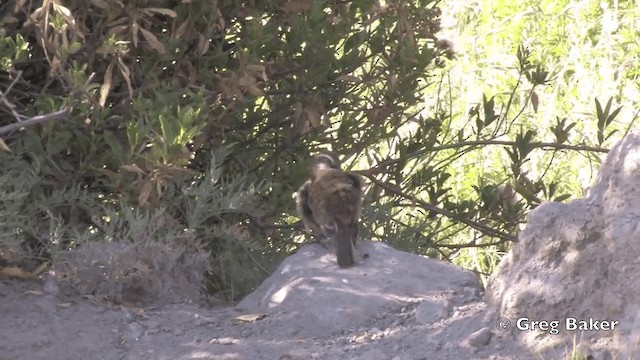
xmin=344 ymin=32 xmax=365 ymax=53
xmin=553 ymin=194 xmax=571 ymax=202
xmin=104 ymin=131 xmax=125 ymax=164
xmin=607 ymin=106 xmax=622 ymax=126
xmin=47 ymin=131 xmax=72 ymax=156
xmin=595 ymin=98 xmax=604 ymax=129
xmin=159 ymin=113 xmax=178 ymax=145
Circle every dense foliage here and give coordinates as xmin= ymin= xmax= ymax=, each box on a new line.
xmin=0 ymin=0 xmax=632 ymax=300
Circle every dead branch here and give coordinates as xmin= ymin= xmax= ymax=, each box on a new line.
xmin=359 ymin=173 xmax=518 ymax=242
xmin=0 ymin=108 xmax=72 ymax=135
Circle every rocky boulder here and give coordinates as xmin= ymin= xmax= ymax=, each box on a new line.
xmin=238 ymin=239 xmax=482 ymax=339
xmin=486 ymin=132 xmax=640 ymax=359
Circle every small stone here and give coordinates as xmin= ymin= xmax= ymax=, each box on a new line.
xmin=467 ymin=327 xmax=492 ymax=347
xmin=193 ymin=317 xmax=212 ymax=327
xmin=209 ymin=337 xmax=238 ymax=345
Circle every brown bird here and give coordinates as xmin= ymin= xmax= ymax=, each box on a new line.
xmin=296 ymin=153 xmax=341 ymax=239
xmin=296 ymin=178 xmax=323 ymax=238
xmin=296 ymin=153 xmax=363 ymax=268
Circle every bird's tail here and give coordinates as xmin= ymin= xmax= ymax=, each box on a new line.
xmin=335 ymin=224 xmax=357 ymax=268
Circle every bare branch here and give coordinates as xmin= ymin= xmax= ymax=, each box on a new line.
xmin=358 ymin=139 xmax=609 ymax=176
xmin=360 ymin=174 xmax=518 ymax=242
xmin=0 ymin=71 xmax=26 ymax=122
xmin=0 ymin=108 xmax=72 ymax=136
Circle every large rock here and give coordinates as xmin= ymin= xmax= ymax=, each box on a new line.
xmin=486 ymin=132 xmax=640 ymax=358
xmin=238 ymin=239 xmax=481 ymax=338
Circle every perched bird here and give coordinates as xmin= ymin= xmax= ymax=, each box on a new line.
xmin=296 ymin=152 xmax=363 ymax=268
xmin=296 ymin=179 xmax=323 ymax=239
xmin=296 ymin=153 xmax=341 ymax=239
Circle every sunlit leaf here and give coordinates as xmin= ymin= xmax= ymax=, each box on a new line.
xmin=0 ymin=138 xmax=11 ymax=153
xmin=139 ymin=27 xmax=166 ymax=54
xmin=143 ymin=8 xmax=178 ymax=17
xmin=99 ymin=61 xmax=114 ymax=107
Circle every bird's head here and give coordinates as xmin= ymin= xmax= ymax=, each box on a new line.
xmin=312 ymin=152 xmax=340 ymax=168
xmin=310 ymin=152 xmax=341 ymax=178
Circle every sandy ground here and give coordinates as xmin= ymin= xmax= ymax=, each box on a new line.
xmin=0 ymin=280 xmax=528 ymax=360
xmin=0 ymin=241 xmax=533 ymax=360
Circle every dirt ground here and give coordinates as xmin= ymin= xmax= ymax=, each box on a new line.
xmin=0 ymin=241 xmax=534 ymax=360
xmin=0 ymin=280 xmax=529 ymax=360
